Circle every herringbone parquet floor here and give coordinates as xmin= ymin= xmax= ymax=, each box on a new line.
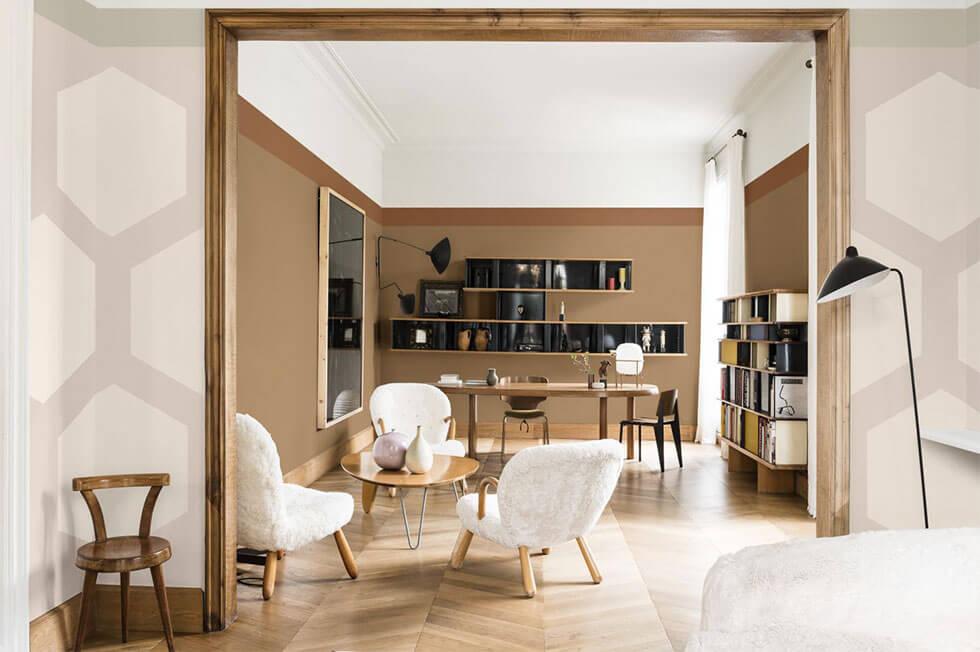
xmin=85 ymin=439 xmax=813 ymax=651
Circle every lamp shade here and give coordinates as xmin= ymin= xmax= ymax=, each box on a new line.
xmin=399 ymin=293 xmax=416 ymax=315
xmin=817 ymin=246 xmax=891 ymax=304
xmin=427 ymin=237 xmax=452 ymax=274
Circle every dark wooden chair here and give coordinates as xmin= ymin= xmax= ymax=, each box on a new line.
xmin=71 ymin=473 xmax=175 ymax=652
xmin=619 ymin=389 xmax=683 ymax=472
xmin=498 ymin=375 xmax=550 ymax=456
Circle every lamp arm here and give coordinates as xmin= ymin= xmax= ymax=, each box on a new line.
xmin=376 ymin=235 xmax=427 ymax=291
xmin=894 ymin=268 xmax=929 ymax=529
xmin=379 ymin=281 xmax=407 ymax=297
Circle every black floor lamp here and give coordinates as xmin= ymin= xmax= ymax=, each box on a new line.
xmin=817 ymin=245 xmax=928 ymax=528
xmin=376 ymin=235 xmax=452 ymax=314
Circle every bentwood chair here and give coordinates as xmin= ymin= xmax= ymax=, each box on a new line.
xmin=498 ymin=375 xmax=550 ymax=457
xmin=450 ymin=440 xmax=624 ymax=597
xmin=236 ymin=413 xmax=358 ymax=600
xmin=619 ymin=388 xmax=683 ymax=472
xmin=71 ymin=473 xmax=175 ymax=651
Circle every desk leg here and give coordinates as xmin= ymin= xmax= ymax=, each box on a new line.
xmin=626 ymin=397 xmax=635 ymax=460
xmin=468 ymin=394 xmax=479 ymax=459
xmin=598 ymin=397 xmax=608 ymax=440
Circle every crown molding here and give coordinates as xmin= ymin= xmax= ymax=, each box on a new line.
xmin=292 ymin=41 xmax=398 ymax=148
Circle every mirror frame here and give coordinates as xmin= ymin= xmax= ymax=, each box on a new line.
xmin=317 ymin=187 xmax=366 ymax=429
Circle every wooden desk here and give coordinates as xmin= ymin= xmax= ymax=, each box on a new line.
xmin=436 ymin=382 xmax=659 ymax=460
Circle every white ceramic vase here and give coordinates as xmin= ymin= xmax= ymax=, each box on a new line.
xmin=405 ymin=425 xmax=434 ymax=474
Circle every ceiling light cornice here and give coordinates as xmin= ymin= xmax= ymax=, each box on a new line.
xmin=292 ymin=41 xmax=399 ymax=147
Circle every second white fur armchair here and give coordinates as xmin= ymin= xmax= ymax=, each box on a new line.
xmin=450 ymin=440 xmax=624 ymax=597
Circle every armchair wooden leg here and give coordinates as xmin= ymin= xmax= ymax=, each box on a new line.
xmin=518 ymin=546 xmax=537 ymax=598
xmin=149 ymin=565 xmax=176 ymax=652
xmin=576 ymin=537 xmax=602 ymax=584
xmin=362 ymin=482 xmax=378 ymax=514
xmin=449 ymin=529 xmax=474 ymax=569
xmin=262 ymin=551 xmax=279 ymax=600
xmin=73 ymin=570 xmax=98 ymax=651
xmin=334 ymin=529 xmax=358 ymax=579
xmin=120 ymin=571 xmax=129 ymax=643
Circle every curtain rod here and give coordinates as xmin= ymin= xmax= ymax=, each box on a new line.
xmin=708 ymin=129 xmax=747 ymax=163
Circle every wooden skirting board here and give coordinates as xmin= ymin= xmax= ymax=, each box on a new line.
xmin=30 ymin=586 xmax=203 ymax=651
xmin=283 ymin=425 xmax=376 ymax=486
xmin=471 ymin=422 xmax=695 ymax=442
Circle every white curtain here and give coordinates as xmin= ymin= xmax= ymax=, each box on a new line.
xmin=726 ymin=135 xmax=746 ymax=296
xmin=696 ymin=135 xmax=746 ymax=444
xmin=806 ymin=61 xmax=818 ymax=517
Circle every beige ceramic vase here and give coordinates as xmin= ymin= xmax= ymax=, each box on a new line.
xmin=474 ymin=327 xmax=491 ymax=351
xmin=405 ymin=426 xmax=434 ymax=474
xmin=457 ymin=328 xmax=472 ymax=351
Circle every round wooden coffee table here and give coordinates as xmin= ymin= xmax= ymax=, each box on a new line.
xmin=340 ymin=452 xmax=480 ymax=549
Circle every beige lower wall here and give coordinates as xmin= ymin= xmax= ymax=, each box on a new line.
xmin=237 ymin=101 xmax=381 ymax=475
xmin=378 ymin=218 xmax=702 ymax=428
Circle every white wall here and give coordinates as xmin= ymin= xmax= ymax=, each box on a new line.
xmin=239 ymin=41 xmax=386 ymax=205
xmin=383 ymin=147 xmax=705 ymax=207
xmin=705 ymin=42 xmax=814 ymax=183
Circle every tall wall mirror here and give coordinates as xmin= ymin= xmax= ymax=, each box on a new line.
xmin=317 ymin=188 xmax=364 ymax=428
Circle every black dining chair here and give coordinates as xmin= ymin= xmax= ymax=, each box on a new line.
xmin=498 ymin=375 xmax=550 ymax=457
xmin=618 ymin=389 xmax=683 ymax=472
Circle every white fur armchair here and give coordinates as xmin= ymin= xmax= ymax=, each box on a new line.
xmin=450 ymin=440 xmax=624 ymax=597
xmin=686 ymin=528 xmax=980 ymax=651
xmin=236 ymin=413 xmax=358 ymax=599
xmin=370 ymin=383 xmax=465 ymax=457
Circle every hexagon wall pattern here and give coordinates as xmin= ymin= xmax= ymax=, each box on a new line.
xmin=31 ymin=11 xmax=205 ymax=620
xmin=866 ymin=73 xmax=980 ymax=242
xmin=57 ymin=66 xmax=187 ymax=236
xmin=29 ymin=214 xmax=96 ymax=403
xmin=852 ymin=50 xmax=980 ymax=532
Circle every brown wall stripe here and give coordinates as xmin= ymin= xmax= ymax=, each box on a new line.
xmin=744 ymin=145 xmax=809 ymax=205
xmin=237 ymin=97 xmax=383 ymax=216
xmin=383 ymin=207 xmax=702 ymax=226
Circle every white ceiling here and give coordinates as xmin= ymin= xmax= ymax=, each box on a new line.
xmin=324 ymin=40 xmax=788 ymax=152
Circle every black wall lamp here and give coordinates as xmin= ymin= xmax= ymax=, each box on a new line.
xmin=376 ymin=235 xmax=452 ymax=315
xmin=817 ymin=245 xmax=928 ymax=528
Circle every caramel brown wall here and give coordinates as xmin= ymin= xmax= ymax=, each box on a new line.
xmin=237 ymin=99 xmax=381 ymax=474
xmin=378 ymin=210 xmax=703 ymax=428
xmin=744 ymin=146 xmax=808 ymax=292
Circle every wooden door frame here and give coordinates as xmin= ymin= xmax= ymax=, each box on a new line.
xmin=205 ymin=8 xmax=850 ymax=630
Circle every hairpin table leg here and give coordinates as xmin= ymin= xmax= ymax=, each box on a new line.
xmin=398 ymin=487 xmax=429 ymax=550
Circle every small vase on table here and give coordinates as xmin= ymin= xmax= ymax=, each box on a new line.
xmin=405 ymin=426 xmax=434 ymax=474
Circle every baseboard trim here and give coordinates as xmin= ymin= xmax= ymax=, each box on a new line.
xmin=471 ymin=422 xmax=695 ymax=442
xmin=283 ymin=425 xmax=375 ymax=486
xmin=30 ymin=585 xmax=203 ymax=650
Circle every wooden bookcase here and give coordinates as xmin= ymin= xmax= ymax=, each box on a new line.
xmin=718 ymin=289 xmax=808 ymax=494
xmin=389 ymin=257 xmax=687 ymax=356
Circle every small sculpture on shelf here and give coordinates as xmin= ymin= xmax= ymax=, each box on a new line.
xmin=598 ymin=360 xmax=610 ymax=388
xmin=641 ymin=326 xmax=652 ymax=353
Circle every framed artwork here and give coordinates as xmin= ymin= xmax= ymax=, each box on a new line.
xmin=419 ymin=280 xmax=464 ymax=317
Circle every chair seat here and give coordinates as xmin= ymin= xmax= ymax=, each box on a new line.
xmin=505 ymin=409 xmax=547 ymax=419
xmin=432 ymin=439 xmax=466 ymax=457
xmin=622 ymin=415 xmax=674 ymax=425
xmin=75 ymin=535 xmax=172 ymax=572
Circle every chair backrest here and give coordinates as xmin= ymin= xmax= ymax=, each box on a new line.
xmin=498 ymin=375 xmax=549 ymax=411
xmin=658 ymin=389 xmax=678 ymax=419
xmin=615 ymin=343 xmax=644 ymax=376
xmin=497 ymin=440 xmax=623 ymax=546
xmin=370 ymin=383 xmax=451 ymax=445
xmin=72 ymin=473 xmax=169 ymax=542
xmin=235 ymin=413 xmax=287 ymax=537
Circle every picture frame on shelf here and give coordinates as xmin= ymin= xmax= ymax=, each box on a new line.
xmin=419 ymin=280 xmax=464 ymax=317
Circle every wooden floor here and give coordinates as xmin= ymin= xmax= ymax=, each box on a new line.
xmin=85 ymin=439 xmax=813 ymax=651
